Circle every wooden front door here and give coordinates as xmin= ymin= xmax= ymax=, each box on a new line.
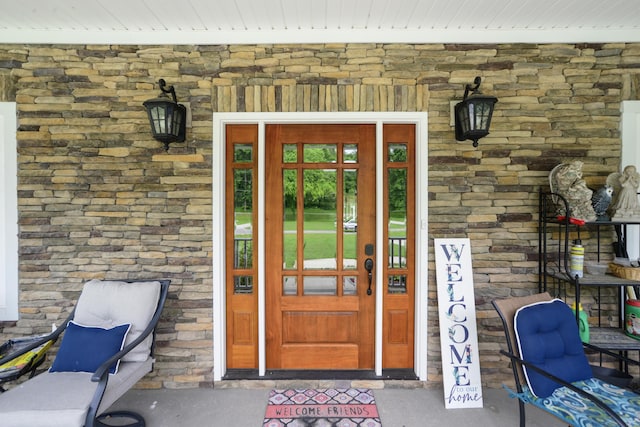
xmin=265 ymin=124 xmax=376 ymax=369
xmin=224 ymin=121 xmax=416 ymax=374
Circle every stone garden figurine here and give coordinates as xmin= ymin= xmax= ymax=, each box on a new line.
xmin=549 ymin=160 xmax=597 ymax=222
xmin=608 ymin=165 xmax=640 ymax=220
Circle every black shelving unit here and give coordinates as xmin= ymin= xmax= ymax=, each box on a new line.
xmin=538 ymin=190 xmax=640 ymax=354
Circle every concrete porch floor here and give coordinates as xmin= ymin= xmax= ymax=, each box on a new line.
xmin=108 ymin=382 xmax=566 ymax=426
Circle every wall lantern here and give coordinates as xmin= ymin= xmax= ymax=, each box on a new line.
xmin=454 ymin=76 xmax=498 ymax=148
xmin=143 ymin=79 xmax=186 ymax=150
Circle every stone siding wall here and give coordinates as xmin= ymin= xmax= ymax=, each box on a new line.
xmin=0 ymin=43 xmax=639 ymax=388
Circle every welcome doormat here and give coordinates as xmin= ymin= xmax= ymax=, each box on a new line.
xmin=263 ymin=388 xmax=382 ymax=427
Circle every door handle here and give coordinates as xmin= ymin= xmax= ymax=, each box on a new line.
xmin=364 ymin=258 xmax=374 ymax=295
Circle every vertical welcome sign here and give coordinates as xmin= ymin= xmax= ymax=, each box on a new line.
xmin=434 ymin=238 xmax=483 ymax=409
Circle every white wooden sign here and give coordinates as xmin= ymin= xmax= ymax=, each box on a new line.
xmin=434 ymin=238 xmax=483 ymax=409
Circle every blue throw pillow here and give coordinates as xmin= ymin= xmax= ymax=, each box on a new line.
xmin=514 ymin=299 xmax=592 ymax=398
xmin=50 ymin=321 xmax=131 ymax=375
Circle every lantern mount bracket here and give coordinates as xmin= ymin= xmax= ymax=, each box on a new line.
xmin=158 ymin=78 xmax=178 ymax=104
xmin=463 ymin=76 xmax=483 ymax=100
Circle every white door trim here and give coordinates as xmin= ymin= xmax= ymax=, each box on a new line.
xmin=212 ymin=112 xmax=429 ymax=381
xmin=621 ymin=101 xmax=640 ymax=260
xmin=0 ymin=102 xmax=18 ymax=321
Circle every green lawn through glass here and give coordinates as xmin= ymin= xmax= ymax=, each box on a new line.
xmin=235 ymin=209 xmax=407 ymax=268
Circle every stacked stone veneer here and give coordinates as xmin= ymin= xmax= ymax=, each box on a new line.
xmin=0 ymin=43 xmax=639 ymax=389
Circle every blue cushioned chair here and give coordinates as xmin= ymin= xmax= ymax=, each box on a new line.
xmin=493 ymin=292 xmax=640 ymax=427
xmin=0 ymin=279 xmax=170 ymax=427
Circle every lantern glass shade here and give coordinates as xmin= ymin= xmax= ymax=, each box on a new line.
xmin=143 ymin=94 xmax=186 ymax=148
xmin=454 ymin=95 xmax=497 ymax=147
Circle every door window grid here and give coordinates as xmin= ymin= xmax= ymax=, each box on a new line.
xmin=385 ymin=140 xmax=411 ymax=295
xmin=280 ymin=141 xmax=361 ymax=297
xmin=233 ymin=163 xmax=255 ymax=293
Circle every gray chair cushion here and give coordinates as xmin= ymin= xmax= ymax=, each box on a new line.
xmin=0 ymin=359 xmax=152 ymax=427
xmin=0 ymin=371 xmax=96 ymax=427
xmin=74 ymin=280 xmax=161 ymax=362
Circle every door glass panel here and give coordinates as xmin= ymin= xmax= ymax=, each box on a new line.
xmin=388 ymin=274 xmax=407 ymax=294
xmin=388 ymin=168 xmax=407 ymax=268
xmin=234 ymin=169 xmax=253 ymax=269
xmin=303 ymin=169 xmax=337 ymax=270
xmin=343 ymin=144 xmax=358 ymax=163
xmin=234 ymin=276 xmax=253 ymax=294
xmin=388 ymin=143 xmax=407 ymax=162
xmin=304 ymin=144 xmax=337 ymax=163
xmin=283 ymin=276 xmax=297 ymax=296
xmin=234 ymin=237 xmax=253 ymax=269
xmin=343 ymin=169 xmax=357 ymax=270
xmin=283 ymin=169 xmax=297 ymax=269
xmin=283 ymin=144 xmax=297 ymax=163
xmin=303 ymin=276 xmax=337 ymax=295
xmin=234 ymin=143 xmax=253 ymax=162
xmin=343 ymin=276 xmax=357 ymax=295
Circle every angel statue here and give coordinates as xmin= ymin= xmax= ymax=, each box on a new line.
xmin=549 ymin=161 xmax=597 ymax=222
xmin=608 ymin=165 xmax=640 ymax=220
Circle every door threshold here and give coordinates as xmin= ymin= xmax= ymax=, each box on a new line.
xmin=223 ymin=369 xmax=418 ymax=381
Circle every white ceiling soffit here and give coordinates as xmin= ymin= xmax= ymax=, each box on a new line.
xmin=1 ymin=0 xmax=639 ymax=45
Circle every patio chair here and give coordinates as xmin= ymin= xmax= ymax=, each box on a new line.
xmin=492 ymin=292 xmax=640 ymax=427
xmin=0 ymin=278 xmax=170 ymax=427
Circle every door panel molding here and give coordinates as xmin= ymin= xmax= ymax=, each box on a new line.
xmin=213 ymin=112 xmax=429 ymax=381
